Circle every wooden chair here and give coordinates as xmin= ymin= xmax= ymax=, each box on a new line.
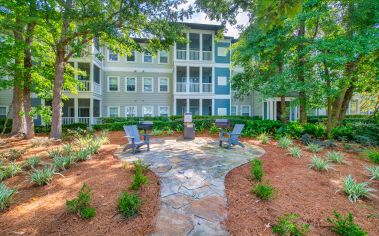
xmin=219 ymin=124 xmax=245 ymax=149
xmin=123 ymin=125 xmax=150 ymax=154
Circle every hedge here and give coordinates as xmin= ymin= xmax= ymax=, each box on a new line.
xmin=307 ymin=115 xmax=377 ymax=125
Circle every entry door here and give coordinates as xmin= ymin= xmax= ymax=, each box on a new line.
xmin=79 ymin=107 xmax=90 ymax=117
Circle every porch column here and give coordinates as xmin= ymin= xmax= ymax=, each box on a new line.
xmin=89 ymin=98 xmax=94 ymax=125
xmin=199 ymin=99 xmax=203 ymax=116
xmin=74 ymin=98 xmax=78 ymax=123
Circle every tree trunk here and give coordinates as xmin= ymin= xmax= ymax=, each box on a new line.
xmin=297 ymin=20 xmax=307 ymax=124
xmin=278 ymin=61 xmax=288 ymax=123
xmin=49 ymin=50 xmax=66 ymax=139
xmin=11 ymin=66 xmax=25 ymax=135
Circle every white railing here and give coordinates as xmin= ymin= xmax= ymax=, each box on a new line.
xmin=78 ymin=117 xmax=90 ymax=124
xmin=78 ymin=80 xmax=90 ymax=91
xmin=202 ymin=83 xmax=212 ymax=93
xmin=93 ymin=82 xmax=101 ymax=94
xmin=176 ymin=82 xmax=186 ymax=92
xmin=62 ymin=117 xmax=76 ymax=125
xmin=93 ymin=117 xmax=102 ymax=124
xmin=63 ymin=117 xmax=97 ymax=125
xmin=202 ymin=51 xmax=212 ymax=61
xmin=190 ymin=83 xmax=200 ymax=92
xmin=176 ymin=50 xmax=187 ymax=60
xmin=189 ymin=50 xmax=200 ymax=60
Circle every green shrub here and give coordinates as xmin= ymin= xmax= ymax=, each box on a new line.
xmin=152 ymin=129 xmax=164 ymax=136
xmin=0 ymin=182 xmax=17 ymax=211
xmin=130 ymin=161 xmax=148 ymax=190
xmin=307 ymin=143 xmax=323 ymax=153
xmin=332 ymin=126 xmax=353 ymax=141
xmin=250 ymin=159 xmax=263 ymax=182
xmin=7 ymin=148 xmax=25 ymax=161
xmin=327 ymin=211 xmax=367 ymax=236
xmin=309 ymin=157 xmax=331 ymax=172
xmin=365 ymin=148 xmax=379 ymax=164
xmin=277 ymin=137 xmax=293 ymax=149
xmin=62 ymin=144 xmax=75 ymax=156
xmin=53 ymin=156 xmax=74 ymax=171
xmin=288 ymin=146 xmax=302 ymax=158
xmin=252 ymin=182 xmax=274 ymax=200
xmin=258 ymin=133 xmax=270 ymax=144
xmin=1 ymin=162 xmax=22 ymax=179
xmin=48 ymin=148 xmax=63 ymax=159
xmin=88 ymin=140 xmax=101 ymax=154
xmin=74 ymin=148 xmax=92 ymax=162
xmin=327 ymin=151 xmax=345 ymax=164
xmin=66 ymin=183 xmax=96 ymax=219
xmin=303 ymin=123 xmax=326 ymax=138
xmin=165 ymin=129 xmax=174 ymax=136
xmin=279 ymin=122 xmax=304 ymax=138
xmin=272 ymin=213 xmax=310 ymax=236
xmin=97 ymin=130 xmax=110 ymax=145
xmin=23 ymin=156 xmax=41 ymax=169
xmin=30 ymin=165 xmax=55 ymax=186
xmin=133 ymin=160 xmax=149 ymax=174
xmin=343 ymin=175 xmax=374 ymax=203
xmin=209 ymin=125 xmax=219 ymax=135
xmin=366 ymin=166 xmax=379 ymax=180
xmin=118 ymin=191 xmax=141 ymax=219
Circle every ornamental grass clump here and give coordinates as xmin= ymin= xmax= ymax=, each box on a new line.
xmin=309 ymin=156 xmax=331 ymax=172
xmin=258 ymin=133 xmax=270 ymax=144
xmin=252 ymin=182 xmax=275 ymax=200
xmin=327 ymin=210 xmax=367 ymax=236
xmin=272 ymin=213 xmax=310 ymax=236
xmin=0 ymin=183 xmax=17 ymax=211
xmin=30 ymin=165 xmax=56 ymax=186
xmin=118 ymin=191 xmax=141 ymax=219
xmin=66 ymin=183 xmax=96 ymax=219
xmin=307 ymin=143 xmax=323 ymax=153
xmin=48 ymin=148 xmax=63 ymax=159
xmin=130 ymin=160 xmax=148 ymax=190
xmin=250 ymin=159 xmax=263 ymax=182
xmin=152 ymin=129 xmax=163 ymax=136
xmin=62 ymin=144 xmax=75 ymax=156
xmin=53 ymin=155 xmax=74 ymax=171
xmin=1 ymin=162 xmax=22 ymax=179
xmin=7 ymin=148 xmax=25 ymax=161
xmin=74 ymin=148 xmax=92 ymax=162
xmin=343 ymin=175 xmax=374 ymax=203
xmin=277 ymin=136 xmax=293 ymax=149
xmin=23 ymin=156 xmax=41 ymax=170
xmin=288 ymin=146 xmax=302 ymax=158
xmin=98 ymin=130 xmax=110 ymax=145
xmin=327 ymin=151 xmax=345 ymax=164
xmin=366 ymin=166 xmax=379 ymax=180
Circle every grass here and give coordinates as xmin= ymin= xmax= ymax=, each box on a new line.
xmin=23 ymin=156 xmax=41 ymax=169
xmin=272 ymin=213 xmax=310 ymax=236
xmin=327 ymin=151 xmax=345 ymax=164
xmin=0 ymin=182 xmax=17 ymax=211
xmin=366 ymin=166 xmax=379 ymax=180
xmin=257 ymin=133 xmax=270 ymax=144
xmin=364 ymin=148 xmax=379 ymax=164
xmin=307 ymin=143 xmax=323 ymax=153
xmin=288 ymin=146 xmax=302 ymax=158
xmin=30 ymin=165 xmax=56 ymax=186
xmin=250 ymin=159 xmax=263 ymax=182
xmin=66 ymin=183 xmax=96 ymax=219
xmin=343 ymin=175 xmax=374 ymax=203
xmin=118 ymin=191 xmax=141 ymax=219
xmin=277 ymin=136 xmax=293 ymax=149
xmin=309 ymin=156 xmax=331 ymax=172
xmin=252 ymin=182 xmax=274 ymax=200
xmin=327 ymin=211 xmax=367 ymax=236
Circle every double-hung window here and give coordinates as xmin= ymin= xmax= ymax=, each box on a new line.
xmin=126 ymin=51 xmax=136 ymax=62
xmin=159 ymin=77 xmax=169 ymax=93
xmin=143 ymin=106 xmax=153 ymax=117
xmin=241 ymin=105 xmax=251 ymax=116
xmin=143 ymin=77 xmax=153 ymax=92
xmin=126 ymin=77 xmax=136 ymax=92
xmin=125 ymin=106 xmax=137 ymax=117
xmin=109 ymin=106 xmax=119 ymax=117
xmin=108 ymin=49 xmax=118 ymax=61
xmin=0 ymin=106 xmax=7 ymax=118
xmin=159 ymin=106 xmax=169 ymax=117
xmin=143 ymin=52 xmax=153 ymax=63
xmin=231 ymin=106 xmax=237 ymax=116
xmin=159 ymin=51 xmax=168 ymax=64
xmin=108 ymin=76 xmax=119 ymax=92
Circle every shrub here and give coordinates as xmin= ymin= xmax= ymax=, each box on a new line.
xmin=343 ymin=175 xmax=374 ymax=203
xmin=252 ymin=182 xmax=274 ymax=200
xmin=62 ymin=144 xmax=75 ymax=156
xmin=152 ymin=129 xmax=163 ymax=136
xmin=288 ymin=147 xmax=302 ymax=158
xmin=30 ymin=165 xmax=55 ymax=186
xmin=2 ymin=162 xmax=22 ymax=179
xmin=277 ymin=136 xmax=293 ymax=149
xmin=309 ymin=157 xmax=331 ymax=172
xmin=74 ymin=148 xmax=92 ymax=162
xmin=258 ymin=133 xmax=270 ymax=144
xmin=0 ymin=182 xmax=17 ymax=211
xmin=66 ymin=183 xmax=96 ymax=219
xmin=118 ymin=191 xmax=141 ymax=219
xmin=97 ymin=130 xmax=110 ymax=145
xmin=209 ymin=125 xmax=219 ymax=135
xmin=88 ymin=140 xmax=101 ymax=154
xmin=53 ymin=156 xmax=74 ymax=171
xmin=23 ymin=156 xmax=41 ymax=169
xmin=303 ymin=123 xmax=326 ymax=138
xmin=7 ymin=148 xmax=25 ymax=161
xmin=250 ymin=159 xmax=263 ymax=182
xmin=133 ymin=160 xmax=149 ymax=174
xmin=165 ymin=129 xmax=174 ymax=136
xmin=327 ymin=211 xmax=367 ymax=236
xmin=307 ymin=143 xmax=323 ymax=153
xmin=365 ymin=149 xmax=379 ymax=164
xmin=130 ymin=161 xmax=148 ymax=190
xmin=366 ymin=166 xmax=379 ymax=180
xmin=280 ymin=122 xmax=304 ymax=138
xmin=272 ymin=213 xmax=310 ymax=236
xmin=48 ymin=148 xmax=63 ymax=159
xmin=327 ymin=151 xmax=345 ymax=164
xmin=332 ymin=126 xmax=353 ymax=141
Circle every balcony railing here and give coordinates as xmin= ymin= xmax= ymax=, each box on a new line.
xmin=93 ymin=82 xmax=101 ymax=94
xmin=176 ymin=50 xmax=187 ymax=60
xmin=202 ymin=51 xmax=212 ymax=61
xmin=190 ymin=83 xmax=200 ymax=92
xmin=63 ymin=117 xmax=92 ymax=125
xmin=202 ymin=83 xmax=212 ymax=93
xmin=189 ymin=50 xmax=200 ymax=60
xmin=78 ymin=80 xmax=90 ymax=91
xmin=176 ymin=82 xmax=186 ymax=92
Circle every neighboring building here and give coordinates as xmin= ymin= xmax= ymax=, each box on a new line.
xmin=0 ymin=23 xmax=363 ymax=125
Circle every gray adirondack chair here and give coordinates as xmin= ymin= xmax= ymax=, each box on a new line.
xmin=219 ymin=124 xmax=245 ymax=149
xmin=123 ymin=125 xmax=150 ymax=154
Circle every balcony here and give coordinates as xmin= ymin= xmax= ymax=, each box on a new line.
xmin=63 ymin=80 xmax=101 ymax=94
xmin=176 ymin=81 xmax=212 ymax=93
xmin=202 ymin=51 xmax=212 ymax=61
xmin=176 ymin=82 xmax=186 ymax=92
xmin=189 ymin=50 xmax=200 ymax=60
xmin=190 ymin=82 xmax=200 ymax=92
xmin=176 ymin=50 xmax=187 ymax=60
xmin=202 ymin=83 xmax=212 ymax=93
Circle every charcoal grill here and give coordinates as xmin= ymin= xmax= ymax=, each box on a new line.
xmin=138 ymin=121 xmax=153 ymax=134
xmin=215 ymin=119 xmax=230 ymax=129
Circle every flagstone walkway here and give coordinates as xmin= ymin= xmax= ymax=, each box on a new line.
xmin=116 ymin=138 xmax=265 ymax=236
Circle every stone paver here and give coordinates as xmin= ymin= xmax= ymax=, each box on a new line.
xmin=116 ymin=138 xmax=265 ymax=236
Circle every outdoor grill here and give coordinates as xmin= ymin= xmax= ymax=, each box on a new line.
xmin=138 ymin=121 xmax=153 ymax=134
xmin=215 ymin=119 xmax=230 ymax=129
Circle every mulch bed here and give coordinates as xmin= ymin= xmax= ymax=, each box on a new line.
xmin=225 ymin=139 xmax=379 ymax=235
xmin=0 ymin=134 xmax=160 ymax=236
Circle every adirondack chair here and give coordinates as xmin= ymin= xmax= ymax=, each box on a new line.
xmin=219 ymin=124 xmax=245 ymax=149
xmin=123 ymin=125 xmax=150 ymax=154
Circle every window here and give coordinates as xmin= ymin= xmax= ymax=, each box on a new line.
xmin=241 ymin=105 xmax=251 ymax=116
xmin=0 ymin=106 xmax=7 ymax=118
xmin=108 ymin=76 xmax=119 ymax=92
xmin=217 ymin=47 xmax=227 ymax=57
xmin=126 ymin=51 xmax=136 ymax=62
xmin=159 ymin=77 xmax=169 ymax=92
xmin=218 ymin=76 xmax=227 ymax=86
xmin=231 ymin=106 xmax=237 ymax=116
xmin=142 ymin=106 xmax=153 ymax=117
xmin=125 ymin=77 xmax=136 ymax=92
xmin=125 ymin=106 xmax=137 ymax=117
xmin=159 ymin=51 xmax=168 ymax=63
xmin=108 ymin=49 xmax=118 ymax=61
xmin=217 ymin=108 xmax=227 ymax=115
xmin=143 ymin=52 xmax=153 ymax=63
xmin=108 ymin=106 xmax=119 ymax=117
xmin=159 ymin=106 xmax=169 ymax=117
xmin=143 ymin=77 xmax=153 ymax=92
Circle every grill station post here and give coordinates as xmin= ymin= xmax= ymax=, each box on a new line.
xmin=215 ymin=119 xmax=230 ymax=133
xmin=183 ymin=112 xmax=195 ymax=140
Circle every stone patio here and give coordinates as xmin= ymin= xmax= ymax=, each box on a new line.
xmin=116 ymin=137 xmax=265 ymax=236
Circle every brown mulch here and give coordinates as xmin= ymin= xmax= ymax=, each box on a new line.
xmin=0 ymin=135 xmax=160 ymax=236
xmin=225 ymin=139 xmax=379 ymax=236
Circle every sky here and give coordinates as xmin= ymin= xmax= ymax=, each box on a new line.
xmin=178 ymin=0 xmax=250 ymax=38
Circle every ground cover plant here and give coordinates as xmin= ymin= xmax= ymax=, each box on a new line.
xmin=288 ymin=146 xmax=302 ymax=158
xmin=0 ymin=183 xmax=16 ymax=211
xmin=277 ymin=136 xmax=293 ymax=149
xmin=272 ymin=213 xmax=310 ymax=236
xmin=257 ymin=132 xmax=270 ymax=144
xmin=118 ymin=191 xmax=141 ymax=219
xmin=327 ymin=151 xmax=345 ymax=164
xmin=343 ymin=175 xmax=374 ymax=203
xmin=66 ymin=183 xmax=96 ymax=219
xmin=1 ymin=162 xmax=22 ymax=180
xmin=365 ymin=148 xmax=379 ymax=164
xmin=130 ymin=160 xmax=148 ymax=190
xmin=307 ymin=143 xmax=323 ymax=153
xmin=366 ymin=166 xmax=379 ymax=180
xmin=252 ymin=182 xmax=274 ymax=200
xmin=23 ymin=156 xmax=41 ymax=169
xmin=6 ymin=148 xmax=26 ymax=161
xmin=327 ymin=211 xmax=367 ymax=236
xmin=250 ymin=159 xmax=263 ymax=181
xmin=309 ymin=157 xmax=331 ymax=172
xmin=30 ymin=165 xmax=56 ymax=186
